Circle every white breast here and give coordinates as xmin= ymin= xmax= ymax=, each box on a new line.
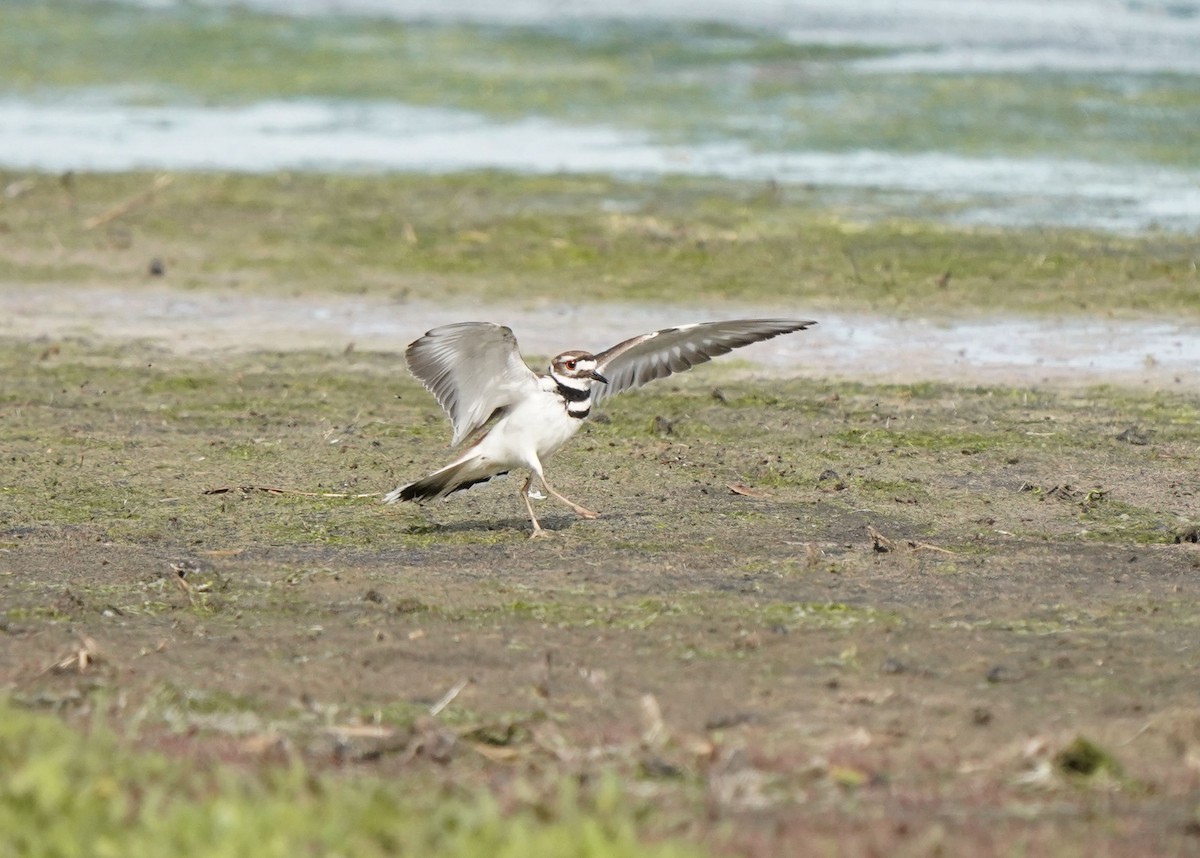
xmin=473 ymin=384 xmax=585 ymax=470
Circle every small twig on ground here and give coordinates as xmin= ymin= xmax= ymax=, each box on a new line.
xmin=727 ymin=482 xmax=770 ymax=498
xmin=867 ymin=525 xmax=896 ymax=553
xmin=203 ymin=485 xmax=378 ymax=499
xmin=868 ymin=525 xmax=957 ymax=556
xmin=83 ymin=174 xmax=174 ymax=230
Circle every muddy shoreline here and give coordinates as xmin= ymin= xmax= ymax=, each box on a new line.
xmin=5 ymin=283 xmax=1196 ymax=389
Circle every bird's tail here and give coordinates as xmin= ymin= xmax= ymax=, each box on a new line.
xmin=382 ymin=454 xmax=509 ymax=505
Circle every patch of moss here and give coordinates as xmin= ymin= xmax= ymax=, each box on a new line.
xmin=1077 ymin=498 xmax=1180 ymax=545
xmin=1 ymin=171 xmax=1197 ymax=318
xmin=0 ymin=698 xmax=705 ymax=858
xmin=1 ymin=339 xmax=1196 ymax=557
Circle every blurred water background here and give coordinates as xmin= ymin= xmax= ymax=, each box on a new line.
xmin=2 ymin=0 xmax=1198 ymax=232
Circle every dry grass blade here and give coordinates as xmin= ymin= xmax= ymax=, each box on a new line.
xmin=640 ymin=694 xmax=667 ymax=748
xmin=727 ymin=482 xmax=770 ymax=498
xmin=429 ymin=677 xmax=472 ymax=717
xmin=909 ymin=540 xmax=958 ymax=555
xmin=46 ymin=635 xmax=103 ymax=674
xmin=468 ymin=743 xmax=522 ymax=762
xmin=325 ymin=724 xmax=399 ymax=740
xmin=83 ymin=174 xmax=174 ymax=229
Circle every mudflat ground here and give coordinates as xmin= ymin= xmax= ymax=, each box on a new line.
xmin=2 ymin=172 xmax=1199 ymax=856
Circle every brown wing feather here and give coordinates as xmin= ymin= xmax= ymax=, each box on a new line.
xmin=592 ymin=319 xmax=815 ymax=403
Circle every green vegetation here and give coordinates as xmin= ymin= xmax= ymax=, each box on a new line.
xmin=0 ymin=699 xmax=701 ymax=858
xmin=1054 ymin=736 xmax=1127 ymax=783
xmin=2 ymin=171 xmax=1196 ymax=318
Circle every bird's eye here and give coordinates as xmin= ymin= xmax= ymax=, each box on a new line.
xmin=566 ymin=360 xmax=577 ymax=370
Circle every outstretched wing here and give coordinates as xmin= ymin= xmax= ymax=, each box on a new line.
xmin=592 ymin=318 xmax=816 ymax=403
xmin=405 ymin=322 xmax=540 ymax=446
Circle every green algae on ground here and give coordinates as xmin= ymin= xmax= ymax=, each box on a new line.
xmin=2 ymin=171 xmax=1198 ymax=319
xmin=1 ymin=338 xmax=1195 ymax=559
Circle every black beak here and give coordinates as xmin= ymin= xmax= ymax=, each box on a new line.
xmin=590 ymin=370 xmax=609 ymax=384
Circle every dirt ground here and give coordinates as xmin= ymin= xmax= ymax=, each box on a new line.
xmin=2 ymin=298 xmax=1200 ymax=856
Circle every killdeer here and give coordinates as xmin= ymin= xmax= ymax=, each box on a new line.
xmin=384 ymin=318 xmax=815 ymax=537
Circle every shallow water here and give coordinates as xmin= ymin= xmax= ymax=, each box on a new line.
xmin=4 ymin=96 xmax=1196 ymax=233
xmin=4 ymin=0 xmax=1198 ymax=233
xmin=180 ymin=0 xmax=1200 ymax=66
xmin=4 ymin=284 xmax=1195 ymax=389
xmin=175 ymin=0 xmax=1200 ymax=74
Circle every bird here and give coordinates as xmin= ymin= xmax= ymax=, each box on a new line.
xmin=383 ymin=318 xmax=816 ymax=537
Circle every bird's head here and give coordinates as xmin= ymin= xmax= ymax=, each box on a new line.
xmin=550 ymin=351 xmax=608 ymax=386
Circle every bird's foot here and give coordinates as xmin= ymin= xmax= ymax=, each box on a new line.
xmin=541 ymin=482 xmax=599 ymax=519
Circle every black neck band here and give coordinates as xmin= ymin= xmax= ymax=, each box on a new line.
xmin=556 ymin=380 xmax=591 ymax=403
